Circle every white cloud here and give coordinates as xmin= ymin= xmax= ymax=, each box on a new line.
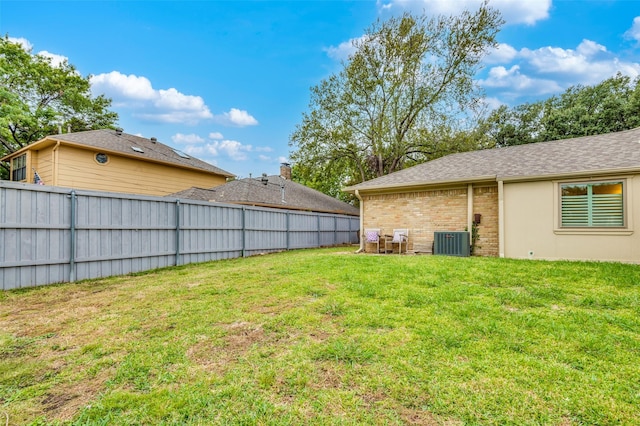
xmin=478 ymin=65 xmax=562 ymax=95
xmin=91 ymin=71 xmax=157 ymax=101
xmin=485 ymin=43 xmax=518 ymax=64
xmin=479 ymin=37 xmax=640 ymax=103
xmin=204 ymin=140 xmax=253 ymax=161
xmin=37 ymin=51 xmax=68 ymax=68
xmin=172 ymin=133 xmax=205 ymax=144
xmin=258 ymin=155 xmax=271 ymax=161
xmin=520 ymin=39 xmax=640 ymax=84
xmin=90 ymin=71 xmax=213 ymax=124
xmin=624 ymin=16 xmax=640 ymax=42
xmin=325 ymin=36 xmax=367 ymax=61
xmin=380 ymin=0 xmax=551 ymax=25
xmin=8 ymin=37 xmax=32 ymax=50
xmin=278 ymin=156 xmax=289 ymax=164
xmin=8 ymin=37 xmax=69 ymax=68
xmin=178 ymin=134 xmax=273 ymax=162
xmin=213 ymin=108 xmax=259 ymax=127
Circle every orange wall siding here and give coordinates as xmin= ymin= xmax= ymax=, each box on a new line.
xmin=51 ymin=145 xmax=226 ymax=195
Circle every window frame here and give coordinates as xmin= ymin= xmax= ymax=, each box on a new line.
xmin=12 ymin=154 xmax=27 ymax=182
xmin=554 ymin=177 xmax=633 ymax=235
xmin=95 ymin=152 xmax=110 ymax=165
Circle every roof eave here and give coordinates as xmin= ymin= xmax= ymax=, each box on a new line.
xmin=0 ymin=136 xmax=60 ymax=162
xmin=343 ymin=175 xmax=497 ymax=193
xmin=498 ymin=166 xmax=640 ymax=182
xmin=214 ymin=200 xmax=359 ymax=216
xmin=1 ymin=136 xmax=234 ymax=177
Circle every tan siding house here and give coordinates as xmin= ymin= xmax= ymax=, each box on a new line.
xmin=345 ymin=127 xmax=640 ymax=263
xmin=1 ymin=129 xmax=234 ymax=196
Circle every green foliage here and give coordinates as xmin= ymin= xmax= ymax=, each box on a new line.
xmin=0 ymin=37 xmax=118 ymax=178
xmin=290 ymin=4 xmax=503 ymax=195
xmin=481 ymin=73 xmax=640 ymax=147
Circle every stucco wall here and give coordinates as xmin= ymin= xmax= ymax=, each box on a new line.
xmin=503 ymin=175 xmax=640 ymax=262
xmin=361 ymin=185 xmax=499 ymax=255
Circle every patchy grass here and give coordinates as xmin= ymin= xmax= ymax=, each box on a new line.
xmin=1 ymin=248 xmax=639 ymax=425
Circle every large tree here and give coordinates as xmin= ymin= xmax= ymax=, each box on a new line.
xmin=289 ymin=3 xmax=503 ymax=195
xmin=480 ymin=73 xmax=640 ymax=147
xmin=0 ymin=37 xmax=118 ymax=178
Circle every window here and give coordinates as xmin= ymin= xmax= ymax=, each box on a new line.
xmin=561 ymin=181 xmax=624 ymax=227
xmin=95 ymin=153 xmax=109 ymax=164
xmin=172 ymin=149 xmax=190 ymax=159
xmin=12 ymin=154 xmax=26 ymax=181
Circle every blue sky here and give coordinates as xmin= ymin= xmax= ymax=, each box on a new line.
xmin=1 ymin=0 xmax=639 ymax=178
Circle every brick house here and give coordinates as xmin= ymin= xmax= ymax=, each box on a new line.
xmin=344 ymin=127 xmax=640 ymax=262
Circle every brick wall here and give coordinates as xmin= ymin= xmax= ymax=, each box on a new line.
xmin=472 ymin=186 xmax=499 ymax=256
xmin=362 ymin=184 xmax=499 ymax=256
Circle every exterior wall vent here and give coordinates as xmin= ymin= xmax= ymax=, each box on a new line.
xmin=433 ymin=231 xmax=470 ymax=257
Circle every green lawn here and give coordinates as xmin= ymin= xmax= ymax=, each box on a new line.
xmin=1 ymin=248 xmax=639 ymax=425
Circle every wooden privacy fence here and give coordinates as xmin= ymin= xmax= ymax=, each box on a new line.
xmin=0 ymin=181 xmax=360 ymax=290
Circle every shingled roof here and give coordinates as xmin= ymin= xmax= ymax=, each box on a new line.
xmin=345 ymin=127 xmax=640 ymax=192
xmin=170 ymin=175 xmax=359 ymax=216
xmin=7 ymin=129 xmax=234 ymax=177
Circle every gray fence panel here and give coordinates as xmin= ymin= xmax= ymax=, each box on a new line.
xmin=74 ymin=193 xmax=177 ymax=281
xmin=0 ymin=181 xmax=359 ymax=289
xmin=243 ymin=208 xmax=287 ymax=256
xmin=0 ymin=184 xmax=71 ymax=289
xmin=288 ymin=212 xmax=319 ymax=249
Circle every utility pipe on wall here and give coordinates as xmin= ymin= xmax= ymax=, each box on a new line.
xmin=354 ymin=189 xmax=364 ymax=253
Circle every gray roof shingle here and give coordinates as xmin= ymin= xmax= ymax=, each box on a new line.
xmin=345 ymin=127 xmax=640 ymax=191
xmin=170 ymin=175 xmax=359 ymax=216
xmin=49 ymin=129 xmax=234 ymax=177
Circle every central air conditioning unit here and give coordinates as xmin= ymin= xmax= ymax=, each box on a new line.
xmin=433 ymin=231 xmax=470 ymax=257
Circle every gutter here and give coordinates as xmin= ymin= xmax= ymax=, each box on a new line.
xmin=354 ymin=189 xmax=364 ymax=253
xmin=498 ymin=166 xmax=640 ymax=183
xmin=344 ymin=175 xmax=497 ymax=193
xmin=52 ymin=141 xmax=61 ymax=186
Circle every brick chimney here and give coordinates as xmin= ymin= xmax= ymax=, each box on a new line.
xmin=280 ymin=162 xmax=291 ymax=180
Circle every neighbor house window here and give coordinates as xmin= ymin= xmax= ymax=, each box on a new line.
xmin=12 ymin=154 xmax=26 ymax=181
xmin=560 ymin=181 xmax=624 ymax=227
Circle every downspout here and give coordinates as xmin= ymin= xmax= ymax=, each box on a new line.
xmin=498 ymin=180 xmax=505 ymax=258
xmin=52 ymin=141 xmax=61 ymax=186
xmin=354 ymin=189 xmax=364 ymax=253
xmin=467 ymin=183 xmax=474 ymax=235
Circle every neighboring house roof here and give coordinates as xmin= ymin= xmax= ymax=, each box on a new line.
xmin=345 ymin=127 xmax=640 ymax=192
xmin=170 ymin=175 xmax=360 ymax=216
xmin=170 ymin=187 xmax=218 ymax=201
xmin=1 ymin=129 xmax=235 ymax=177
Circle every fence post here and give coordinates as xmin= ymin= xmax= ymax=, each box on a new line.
xmin=242 ymin=206 xmax=246 ymax=257
xmin=317 ymin=214 xmax=321 ymax=248
xmin=286 ymin=211 xmax=290 ymax=250
xmin=69 ymin=190 xmax=76 ymax=282
xmin=334 ymin=216 xmax=337 ymax=245
xmin=175 ymin=199 xmax=181 ymax=266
